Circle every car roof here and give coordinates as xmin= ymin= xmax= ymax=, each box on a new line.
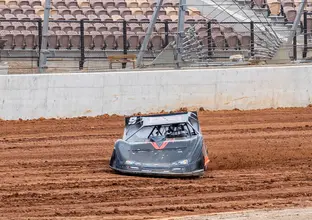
xmin=141 ymin=112 xmax=191 ymax=126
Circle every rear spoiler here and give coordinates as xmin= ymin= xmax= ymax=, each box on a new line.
xmin=125 ymin=111 xmax=198 ymax=126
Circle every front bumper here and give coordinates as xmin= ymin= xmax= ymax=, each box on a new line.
xmin=110 ymin=165 xmax=204 ymax=177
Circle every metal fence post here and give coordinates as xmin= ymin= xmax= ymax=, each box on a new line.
xmin=37 ymin=19 xmax=42 ymax=67
xmin=122 ymin=19 xmax=127 ymax=69
xmin=79 ymin=20 xmax=85 ymax=70
xmin=293 ymin=33 xmax=297 ymax=60
xmin=303 ymin=11 xmax=308 ymax=58
xmin=250 ymin=21 xmax=255 ymax=57
xmin=164 ymin=21 xmax=169 ymax=47
xmin=207 ymin=21 xmax=212 ymax=58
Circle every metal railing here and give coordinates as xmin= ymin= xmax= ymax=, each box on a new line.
xmin=0 ymin=18 xmax=300 ymax=69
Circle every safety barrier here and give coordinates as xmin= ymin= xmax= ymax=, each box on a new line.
xmin=1 ymin=65 xmax=312 ymax=120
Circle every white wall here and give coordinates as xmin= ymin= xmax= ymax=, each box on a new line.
xmin=1 ymin=65 xmax=312 ymax=120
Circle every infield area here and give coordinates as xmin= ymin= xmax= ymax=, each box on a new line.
xmin=0 ymin=107 xmax=311 ymax=219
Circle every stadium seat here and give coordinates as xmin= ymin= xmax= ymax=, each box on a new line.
xmin=47 ymin=30 xmax=58 ymax=49
xmin=22 ymin=30 xmax=36 ymax=49
xmin=2 ymin=21 xmax=14 ymax=31
xmin=115 ymin=0 xmax=127 ymax=8
xmin=170 ymin=15 xmax=178 ymax=21
xmin=25 ymin=22 xmax=37 ymax=31
xmin=87 ymin=14 xmax=100 ymax=21
xmin=29 ymin=0 xmax=41 ymax=7
xmin=53 ymin=0 xmax=66 ymax=7
xmin=9 ymin=5 xmax=22 ymax=15
xmin=93 ymin=23 xmax=107 ymax=32
xmin=69 ymin=6 xmax=83 ymax=16
xmin=283 ymin=6 xmax=297 ymax=22
xmin=281 ymin=0 xmax=294 ymax=7
xmin=267 ymin=0 xmax=281 ymax=15
xmin=90 ymin=0 xmax=103 ymax=8
xmin=159 ymin=15 xmax=172 ymax=22
xmin=141 ymin=7 xmax=153 ymax=16
xmin=126 ymin=0 xmax=138 ymax=7
xmin=59 ymin=23 xmax=73 ymax=32
xmin=137 ymin=0 xmax=149 ymax=8
xmin=151 ymin=34 xmax=163 ymax=50
xmin=0 ymin=5 xmax=10 ymax=14
xmin=130 ymin=8 xmax=144 ymax=15
xmin=56 ymin=30 xmax=70 ymax=49
xmin=99 ymin=14 xmax=113 ymax=21
xmin=77 ymin=0 xmax=90 ymax=8
xmin=4 ymin=14 xmax=17 ymax=20
xmin=117 ymin=22 xmax=131 ymax=31
xmin=19 ymin=0 xmax=30 ymax=6
xmin=49 ymin=22 xmax=61 ymax=31
xmin=28 ymin=14 xmax=41 ymax=20
xmin=51 ymin=14 xmax=64 ymax=20
xmin=58 ymin=6 xmax=71 ymax=16
xmin=84 ymin=31 xmax=93 ymax=49
xmin=211 ymin=31 xmax=226 ymax=49
xmin=111 ymin=14 xmax=123 ymax=21
xmin=135 ymin=14 xmax=149 ymax=22
xmin=188 ymin=7 xmax=201 ymax=16
xmin=113 ymin=31 xmax=124 ymax=48
xmin=224 ymin=32 xmax=239 ymax=49
xmin=63 ymin=14 xmax=76 ymax=20
xmin=103 ymin=0 xmax=115 ymax=7
xmin=128 ymin=23 xmax=143 ymax=32
xmin=71 ymin=22 xmax=80 ymax=32
xmin=12 ymin=21 xmax=26 ymax=31
xmin=107 ymin=7 xmax=120 ymax=16
xmin=84 ymin=23 xmax=96 ymax=32
xmin=94 ymin=7 xmax=108 ymax=16
xmin=68 ymin=30 xmax=80 ymax=48
xmin=163 ymin=0 xmax=174 ymax=7
xmin=21 ymin=5 xmax=35 ymax=15
xmin=106 ymin=23 xmax=119 ymax=32
xmin=120 ymin=7 xmax=132 ymax=16
xmin=5 ymin=0 xmax=18 ymax=6
xmin=65 ymin=0 xmax=78 ymax=7
xmin=124 ymin=15 xmax=137 ymax=21
xmin=127 ymin=31 xmax=139 ymax=49
xmin=102 ymin=30 xmax=116 ymax=49
xmin=90 ymin=31 xmax=104 ymax=49
xmin=164 ymin=7 xmax=177 ymax=16
xmin=76 ymin=14 xmax=88 ymax=20
xmin=0 ymin=30 xmax=13 ymax=48
xmin=238 ymin=33 xmax=251 ymax=49
xmin=82 ymin=8 xmax=95 ymax=16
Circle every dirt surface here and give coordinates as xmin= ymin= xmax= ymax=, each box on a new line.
xmin=0 ymin=108 xmax=311 ymax=219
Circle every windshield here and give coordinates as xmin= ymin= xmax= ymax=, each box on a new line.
xmin=127 ymin=123 xmax=197 ymax=142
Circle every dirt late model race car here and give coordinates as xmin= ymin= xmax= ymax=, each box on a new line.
xmin=109 ymin=112 xmax=209 ymax=177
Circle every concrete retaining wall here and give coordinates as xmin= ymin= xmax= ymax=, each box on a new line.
xmin=1 ymin=65 xmax=312 ymax=120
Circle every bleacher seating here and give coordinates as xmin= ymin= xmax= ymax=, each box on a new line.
xmin=0 ymin=0 xmax=251 ymax=51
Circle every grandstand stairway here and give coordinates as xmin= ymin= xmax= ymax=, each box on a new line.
xmin=186 ymin=0 xmax=303 ymax=60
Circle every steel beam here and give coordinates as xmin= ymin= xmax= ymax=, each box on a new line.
xmin=38 ymin=0 xmax=51 ymax=73
xmin=136 ymin=0 xmax=163 ymax=67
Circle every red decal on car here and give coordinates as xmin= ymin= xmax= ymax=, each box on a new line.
xmin=151 ymin=141 xmax=169 ymax=150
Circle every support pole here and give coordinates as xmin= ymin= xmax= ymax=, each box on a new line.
xmin=250 ymin=21 xmax=254 ymax=57
xmin=38 ymin=0 xmax=51 ymax=73
xmin=122 ymin=20 xmax=127 ymax=69
xmin=287 ymin=0 xmax=306 ymax=44
xmin=136 ymin=0 xmax=163 ymax=67
xmin=207 ymin=21 xmax=212 ymax=58
xmin=303 ymin=11 xmax=308 ymax=58
xmin=79 ymin=20 xmax=85 ymax=70
xmin=37 ymin=19 xmax=42 ymax=67
xmin=175 ymin=0 xmax=186 ymax=68
xmin=293 ymin=33 xmax=297 ymax=60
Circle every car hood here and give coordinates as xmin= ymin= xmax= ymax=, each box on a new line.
xmin=114 ymin=136 xmax=202 ymax=164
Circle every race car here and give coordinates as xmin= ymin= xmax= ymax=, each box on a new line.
xmin=109 ymin=111 xmax=209 ymax=177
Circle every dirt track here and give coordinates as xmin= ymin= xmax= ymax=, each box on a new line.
xmin=0 ymin=108 xmax=311 ymax=219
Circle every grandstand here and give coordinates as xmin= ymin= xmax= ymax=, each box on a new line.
xmin=0 ymin=0 xmax=311 ymax=72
